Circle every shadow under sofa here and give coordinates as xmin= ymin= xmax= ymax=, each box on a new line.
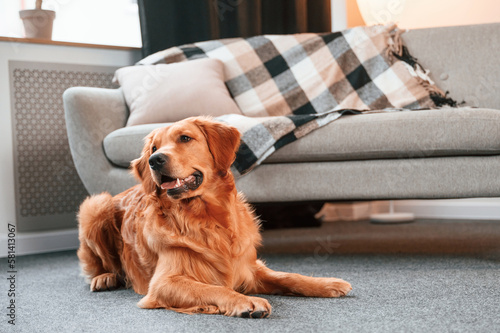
xmin=63 ymin=23 xmax=500 ymax=202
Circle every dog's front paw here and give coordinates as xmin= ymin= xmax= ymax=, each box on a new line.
xmin=225 ymin=296 xmax=272 ymax=318
xmin=324 ymin=278 xmax=352 ymax=297
xmin=90 ymin=273 xmax=120 ymax=292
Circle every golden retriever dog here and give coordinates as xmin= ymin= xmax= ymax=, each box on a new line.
xmin=77 ymin=117 xmax=351 ymax=318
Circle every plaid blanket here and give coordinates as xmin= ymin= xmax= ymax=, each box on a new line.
xmin=216 ymin=110 xmax=362 ymax=176
xmin=139 ymin=24 xmax=455 ymax=176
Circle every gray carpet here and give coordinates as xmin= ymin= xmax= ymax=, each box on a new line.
xmin=2 ymin=219 xmax=500 ymax=333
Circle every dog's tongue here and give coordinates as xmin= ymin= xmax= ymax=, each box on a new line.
xmin=161 ymin=175 xmax=196 ymax=190
xmin=161 ymin=180 xmax=176 ymax=190
xmin=161 ymin=178 xmax=181 ymax=190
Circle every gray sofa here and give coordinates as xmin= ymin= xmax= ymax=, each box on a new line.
xmin=64 ymin=23 xmax=500 ymax=202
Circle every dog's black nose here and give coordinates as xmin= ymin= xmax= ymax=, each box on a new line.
xmin=149 ymin=153 xmax=168 ymax=171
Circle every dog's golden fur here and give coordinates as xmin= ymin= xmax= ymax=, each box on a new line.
xmin=77 ymin=117 xmax=351 ymax=318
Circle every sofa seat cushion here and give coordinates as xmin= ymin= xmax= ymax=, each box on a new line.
xmin=103 ymin=107 xmax=500 ymax=168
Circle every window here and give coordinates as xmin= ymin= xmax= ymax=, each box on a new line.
xmin=0 ymin=0 xmax=142 ymax=47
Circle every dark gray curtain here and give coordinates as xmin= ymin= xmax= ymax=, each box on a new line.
xmin=138 ymin=0 xmax=332 ymax=57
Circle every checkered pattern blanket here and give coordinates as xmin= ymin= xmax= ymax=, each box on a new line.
xmin=139 ymin=24 xmax=454 ymax=176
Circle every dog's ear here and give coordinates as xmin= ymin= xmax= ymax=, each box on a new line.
xmin=194 ymin=118 xmax=241 ymax=174
xmin=131 ymin=129 xmax=159 ymax=193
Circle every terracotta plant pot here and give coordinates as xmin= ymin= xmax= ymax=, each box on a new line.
xmin=19 ymin=9 xmax=56 ymax=40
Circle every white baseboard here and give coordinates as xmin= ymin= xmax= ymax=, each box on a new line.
xmin=0 ymin=229 xmax=79 ymax=258
xmin=394 ymin=199 xmax=500 ymax=220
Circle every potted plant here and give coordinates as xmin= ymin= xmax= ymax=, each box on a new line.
xmin=19 ymin=0 xmax=56 ymax=40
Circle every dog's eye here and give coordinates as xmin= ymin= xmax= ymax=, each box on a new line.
xmin=180 ymin=135 xmax=191 ymax=143
xmin=152 ymin=146 xmax=157 ymax=153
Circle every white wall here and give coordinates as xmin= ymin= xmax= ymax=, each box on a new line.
xmin=0 ymin=40 xmax=141 ymax=256
xmin=356 ymin=0 xmax=500 ymax=28
xmin=331 ymin=0 xmax=348 ymax=31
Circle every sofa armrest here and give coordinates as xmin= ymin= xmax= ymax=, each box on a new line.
xmin=63 ymin=87 xmax=137 ymax=195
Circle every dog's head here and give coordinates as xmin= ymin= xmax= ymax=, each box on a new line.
xmin=131 ymin=117 xmax=241 ymax=199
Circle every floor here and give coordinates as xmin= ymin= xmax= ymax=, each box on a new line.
xmin=1 ymin=218 xmax=499 ymax=333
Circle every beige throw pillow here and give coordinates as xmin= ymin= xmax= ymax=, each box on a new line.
xmin=113 ymin=58 xmax=242 ymax=126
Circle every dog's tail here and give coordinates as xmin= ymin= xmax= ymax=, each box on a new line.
xmin=77 ymin=193 xmax=123 ymax=282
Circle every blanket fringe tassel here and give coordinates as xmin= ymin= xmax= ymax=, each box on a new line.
xmin=387 ymin=27 xmax=458 ymax=108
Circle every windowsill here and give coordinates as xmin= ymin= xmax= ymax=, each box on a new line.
xmin=0 ymin=36 xmax=141 ymax=51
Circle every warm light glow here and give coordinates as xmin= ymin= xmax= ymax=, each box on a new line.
xmin=356 ymin=0 xmax=500 ymax=29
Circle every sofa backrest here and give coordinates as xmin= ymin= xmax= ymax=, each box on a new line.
xmin=402 ymin=22 xmax=500 ymax=109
